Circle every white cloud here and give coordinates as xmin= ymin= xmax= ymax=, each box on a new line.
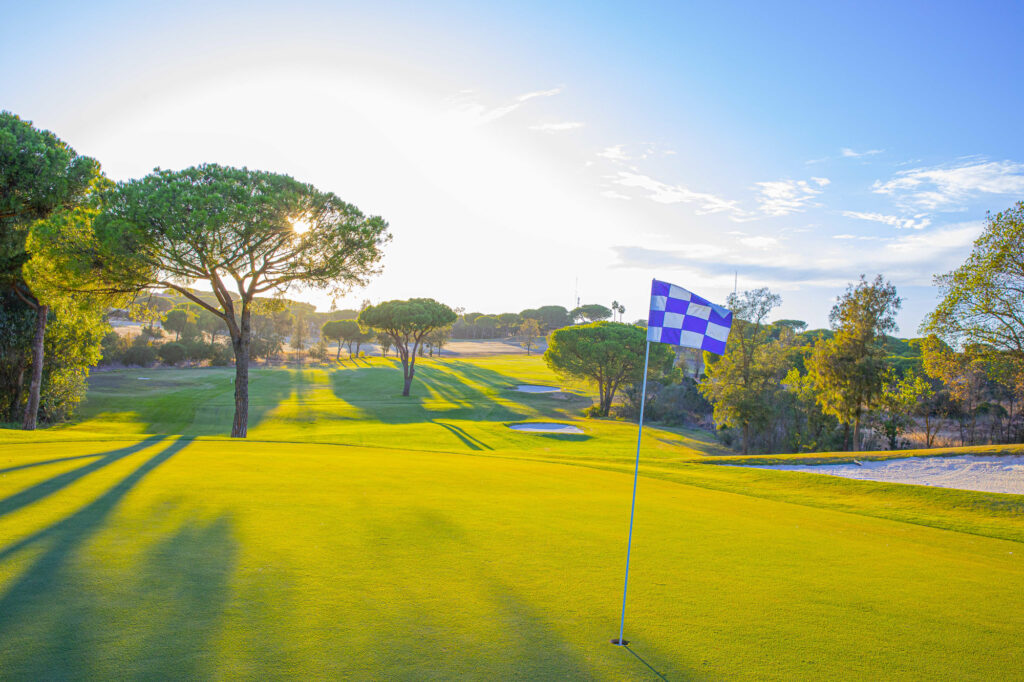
xmin=841 ymin=147 xmax=883 ymax=158
xmin=529 ymin=121 xmax=584 ymax=133
xmin=451 ymin=86 xmax=563 ymax=125
xmin=833 ymin=234 xmax=884 ymax=241
xmin=612 ymin=171 xmax=751 ymax=219
xmin=516 ymin=87 xmax=563 ymax=102
xmin=841 ymin=210 xmax=931 ymax=230
xmin=755 ymin=178 xmax=826 ymax=216
xmin=872 ymin=160 xmax=1024 ymax=209
xmin=597 ymin=144 xmax=629 ymax=161
xmin=811 ymin=177 xmax=830 ymax=186
xmin=601 ymin=189 xmax=631 ymax=200
xmin=883 ymin=223 xmax=982 ymax=263
xmin=739 ymin=236 xmax=779 ymax=249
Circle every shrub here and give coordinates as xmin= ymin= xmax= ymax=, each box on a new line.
xmin=123 ymin=337 xmax=158 ymax=366
xmin=158 ymin=342 xmax=186 ymax=366
xmin=209 ymin=343 xmax=234 ymax=366
xmin=182 ymin=339 xmax=212 ymax=364
xmin=99 ymin=331 xmax=129 ymax=365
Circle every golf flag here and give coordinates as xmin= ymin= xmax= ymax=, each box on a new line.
xmin=614 ymin=278 xmax=733 ymax=648
xmin=646 ymin=279 xmax=733 ymax=355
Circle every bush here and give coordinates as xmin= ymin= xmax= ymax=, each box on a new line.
xmin=158 ymin=342 xmax=186 ymax=366
xmin=209 ymin=343 xmax=234 ymax=366
xmin=123 ymin=337 xmax=157 ymax=367
xmin=182 ymin=339 xmax=211 ymax=364
xmin=99 ymin=330 xmax=129 ymax=365
xmin=309 ymin=339 xmax=329 ymax=362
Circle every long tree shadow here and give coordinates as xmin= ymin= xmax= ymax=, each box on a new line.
xmin=80 ymin=368 xmax=300 ymax=437
xmin=352 ymin=508 xmax=598 ymax=678
xmin=127 ymin=512 xmax=238 ymax=678
xmin=0 ymin=436 xmax=166 ymax=519
xmin=0 ymin=507 xmax=237 ymax=679
xmin=0 ymin=452 xmax=108 ymax=476
xmin=0 ymin=436 xmax=194 ymax=656
xmin=328 ymin=362 xmax=529 ymax=425
xmin=433 ymin=421 xmax=493 ymax=450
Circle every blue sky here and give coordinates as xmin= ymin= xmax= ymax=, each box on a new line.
xmin=4 ymin=1 xmax=1023 ymax=331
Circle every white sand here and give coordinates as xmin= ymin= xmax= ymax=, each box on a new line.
xmin=508 ymin=423 xmax=583 ymax=434
xmin=746 ymin=455 xmax=1024 ymax=495
xmin=514 ymin=385 xmax=560 ymax=393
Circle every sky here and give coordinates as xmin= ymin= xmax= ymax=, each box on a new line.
xmin=3 ymin=1 xmax=1023 ymax=332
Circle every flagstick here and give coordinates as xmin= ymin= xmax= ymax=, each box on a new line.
xmin=613 ymin=339 xmax=651 ymax=647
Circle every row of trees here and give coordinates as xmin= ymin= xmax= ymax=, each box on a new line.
xmin=450 ymin=303 xmax=617 ymax=339
xmin=543 ymin=202 xmax=1024 ymax=454
xmin=2 ymin=112 xmax=391 ymax=437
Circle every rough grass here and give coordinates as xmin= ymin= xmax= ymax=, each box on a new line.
xmin=0 ymin=355 xmax=1021 ymax=679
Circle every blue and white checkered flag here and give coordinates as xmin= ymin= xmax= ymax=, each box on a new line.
xmin=647 ymin=279 xmax=733 ymax=355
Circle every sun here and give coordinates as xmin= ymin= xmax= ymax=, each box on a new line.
xmin=290 ymin=217 xmax=311 ymax=234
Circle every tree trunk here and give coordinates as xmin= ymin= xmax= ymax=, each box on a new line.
xmin=742 ymin=422 xmax=750 ymax=456
xmin=231 ymin=308 xmax=251 ymax=438
xmin=852 ymin=413 xmax=861 ymax=452
xmin=336 ymin=342 xmax=341 ymax=360
xmin=22 ymin=304 xmax=48 ymax=431
xmin=401 ymin=355 xmax=413 ymax=395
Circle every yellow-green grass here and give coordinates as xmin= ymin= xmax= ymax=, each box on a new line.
xmin=0 ymin=355 xmax=1022 ymax=679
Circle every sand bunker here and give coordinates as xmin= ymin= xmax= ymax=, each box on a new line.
xmin=514 ymin=384 xmax=560 ymax=393
xmin=745 ymin=455 xmax=1024 ymax=495
xmin=508 ymin=422 xmax=583 ymax=434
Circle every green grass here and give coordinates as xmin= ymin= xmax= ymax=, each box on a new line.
xmin=0 ymin=355 xmax=1021 ymax=679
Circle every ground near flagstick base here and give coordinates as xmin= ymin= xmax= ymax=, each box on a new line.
xmin=610 ymin=638 xmax=630 ymax=646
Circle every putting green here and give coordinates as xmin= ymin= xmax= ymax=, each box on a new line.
xmin=0 ymin=356 xmax=1021 ymax=679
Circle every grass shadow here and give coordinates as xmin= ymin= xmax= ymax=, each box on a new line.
xmin=0 ymin=452 xmax=108 ymax=476
xmin=0 ymin=436 xmax=166 ymax=519
xmin=0 ymin=436 xmax=221 ymax=678
xmin=433 ymin=421 xmax=493 ymax=450
xmin=328 ymin=361 xmax=530 ymax=426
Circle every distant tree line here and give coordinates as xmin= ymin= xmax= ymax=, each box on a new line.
xmin=543 ymin=203 xmax=1024 ymax=454
xmin=4 ymin=110 xmax=1022 ymax=449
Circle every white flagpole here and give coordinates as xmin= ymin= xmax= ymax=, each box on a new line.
xmin=614 ymin=338 xmax=651 ymax=646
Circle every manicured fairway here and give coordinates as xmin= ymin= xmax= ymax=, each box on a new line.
xmin=1 ymin=356 xmax=1022 ymax=679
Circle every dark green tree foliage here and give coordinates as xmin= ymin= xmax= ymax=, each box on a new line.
xmin=808 ymin=275 xmax=901 ymax=450
xmin=359 ymin=298 xmax=456 ymax=396
xmin=544 ymin=321 xmax=673 ymax=417
xmin=925 ymin=202 xmax=1024 ymax=358
xmin=320 ymin=319 xmax=350 ymax=359
xmin=349 ymin=324 xmax=376 ymax=357
xmin=0 ymin=289 xmax=105 ymax=422
xmin=570 ymin=303 xmax=613 ymax=323
xmin=0 ymin=290 xmax=36 ymax=420
xmin=162 ymin=308 xmax=193 ymax=342
xmin=158 ymin=342 xmax=186 ymax=365
xmin=521 ymin=305 xmax=571 ymax=331
xmin=699 ymin=288 xmax=786 ymax=455
xmin=321 ymin=319 xmax=371 ymax=358
xmin=56 ymin=164 xmax=389 ymax=437
xmin=0 ymin=111 xmax=104 ymax=428
xmin=250 ymin=304 xmax=293 ymax=363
